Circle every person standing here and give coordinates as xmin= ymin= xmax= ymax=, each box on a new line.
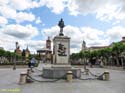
xmin=30 ymin=57 xmax=36 ymax=67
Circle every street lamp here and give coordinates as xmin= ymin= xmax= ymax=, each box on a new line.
xmin=13 ymin=54 xmax=16 ymax=70
xmin=83 ymin=51 xmax=86 ymax=70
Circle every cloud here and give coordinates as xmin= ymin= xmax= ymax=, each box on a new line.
xmin=0 ymin=5 xmax=17 ymax=19
xmin=10 ymin=0 xmax=44 ymax=10
xmin=0 ymin=0 xmax=66 ymax=15
xmin=2 ymin=0 xmax=124 ymax=22
xmin=67 ymin=0 xmax=125 ymax=21
xmin=42 ymin=25 xmax=109 ymax=53
xmin=10 ymin=0 xmax=65 ymax=14
xmin=35 ymin=17 xmax=42 ymax=24
xmin=70 ymin=48 xmax=80 ymax=53
xmin=2 ymin=24 xmax=38 ymax=39
xmin=42 ymin=26 xmax=59 ymax=39
xmin=0 ymin=16 xmax=8 ymax=25
xmin=0 ymin=5 xmax=36 ymax=23
xmin=80 ymin=27 xmax=110 ymax=47
xmin=16 ymin=12 xmax=35 ymax=23
xmin=11 ymin=0 xmax=67 ymax=14
xmin=0 ymin=30 xmax=45 ymax=53
xmin=45 ymin=0 xmax=66 ymax=14
xmin=0 ymin=31 xmax=20 ymax=51
xmin=0 ymin=0 xmax=66 ymax=23
xmin=0 ymin=0 xmax=9 ymax=5
xmin=106 ymin=26 xmax=125 ymax=42
xmin=26 ymin=40 xmax=46 ymax=50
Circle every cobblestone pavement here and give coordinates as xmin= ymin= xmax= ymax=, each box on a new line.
xmin=0 ymin=67 xmax=125 ymax=93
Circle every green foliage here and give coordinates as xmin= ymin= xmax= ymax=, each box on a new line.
xmin=70 ymin=42 xmax=125 ymax=61
xmin=0 ymin=49 xmax=5 ymax=56
xmin=112 ymin=42 xmax=125 ymax=55
xmin=70 ymin=53 xmax=79 ymax=60
xmin=0 ymin=49 xmax=16 ymax=57
xmin=79 ymin=51 xmax=84 ymax=58
xmin=0 ymin=62 xmax=28 ymax=65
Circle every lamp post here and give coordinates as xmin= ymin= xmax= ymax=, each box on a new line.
xmin=83 ymin=51 xmax=86 ymax=70
xmin=13 ymin=54 xmax=16 ymax=70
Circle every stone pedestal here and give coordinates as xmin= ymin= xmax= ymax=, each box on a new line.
xmin=42 ymin=67 xmax=81 ymax=79
xmin=53 ymin=36 xmax=70 ymax=64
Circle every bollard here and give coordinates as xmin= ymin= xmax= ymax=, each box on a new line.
xmin=30 ymin=66 xmax=34 ymax=72
xmin=104 ymin=71 xmax=110 ymax=81
xmin=66 ymin=71 xmax=73 ymax=82
xmin=85 ymin=69 xmax=89 ymax=75
xmin=26 ymin=69 xmax=34 ymax=83
xmin=19 ymin=72 xmax=27 ymax=85
xmin=27 ymin=68 xmax=32 ymax=75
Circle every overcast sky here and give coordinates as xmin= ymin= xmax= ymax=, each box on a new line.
xmin=0 ymin=0 xmax=125 ymax=53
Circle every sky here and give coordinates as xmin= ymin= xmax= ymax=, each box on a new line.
xmin=0 ymin=0 xmax=125 ymax=54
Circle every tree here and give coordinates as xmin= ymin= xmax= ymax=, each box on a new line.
xmin=70 ymin=53 xmax=79 ymax=60
xmin=112 ymin=42 xmax=125 ymax=66
xmin=0 ymin=49 xmax=5 ymax=57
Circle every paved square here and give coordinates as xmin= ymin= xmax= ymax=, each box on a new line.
xmin=0 ymin=67 xmax=125 ymax=93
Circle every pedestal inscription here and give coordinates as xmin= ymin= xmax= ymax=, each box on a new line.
xmin=53 ymin=36 xmax=70 ymax=64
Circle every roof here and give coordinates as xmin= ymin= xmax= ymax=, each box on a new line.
xmin=89 ymin=46 xmax=108 ymax=49
xmin=37 ymin=47 xmax=52 ymax=52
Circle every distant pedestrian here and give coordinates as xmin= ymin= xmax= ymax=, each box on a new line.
xmin=28 ymin=61 xmax=31 ymax=68
xmin=89 ymin=58 xmax=93 ymax=68
xmin=89 ymin=57 xmax=96 ymax=68
xmin=100 ymin=60 xmax=104 ymax=68
xmin=30 ymin=57 xmax=36 ymax=67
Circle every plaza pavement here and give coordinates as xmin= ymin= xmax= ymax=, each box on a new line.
xmin=0 ymin=65 xmax=125 ymax=93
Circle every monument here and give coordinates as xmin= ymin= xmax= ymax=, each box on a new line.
xmin=53 ymin=18 xmax=70 ymax=65
xmin=42 ymin=19 xmax=81 ymax=79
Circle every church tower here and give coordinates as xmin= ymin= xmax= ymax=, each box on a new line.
xmin=25 ymin=46 xmax=30 ymax=58
xmin=46 ymin=36 xmax=51 ymax=50
xmin=15 ymin=42 xmax=22 ymax=56
xmin=82 ymin=40 xmax=86 ymax=51
xmin=16 ymin=42 xmax=18 ymax=49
